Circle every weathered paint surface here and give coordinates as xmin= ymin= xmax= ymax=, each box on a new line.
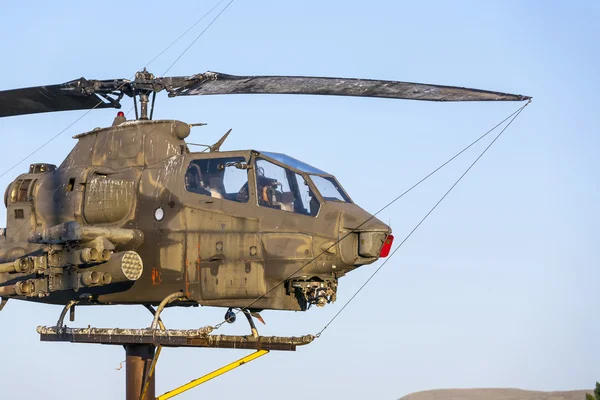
xmin=0 ymin=119 xmax=390 ymax=312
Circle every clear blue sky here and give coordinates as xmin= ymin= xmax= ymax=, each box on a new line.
xmin=0 ymin=1 xmax=598 ymax=399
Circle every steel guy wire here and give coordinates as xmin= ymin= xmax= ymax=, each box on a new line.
xmin=143 ymin=0 xmax=229 ymax=70
xmin=211 ymin=101 xmax=531 ymax=329
xmin=0 ymin=1 xmax=235 ymax=177
xmin=162 ymin=0 xmax=235 ymax=76
xmin=314 ymin=101 xmax=530 ymax=338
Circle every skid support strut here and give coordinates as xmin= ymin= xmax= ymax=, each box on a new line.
xmin=156 ymin=350 xmax=269 ymax=400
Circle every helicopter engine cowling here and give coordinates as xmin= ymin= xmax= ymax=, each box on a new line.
xmin=83 ymin=175 xmax=136 ymax=224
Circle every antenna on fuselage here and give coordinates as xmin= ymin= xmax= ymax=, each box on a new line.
xmin=210 ymin=129 xmax=232 ymax=152
xmin=187 ymin=128 xmax=232 ymax=152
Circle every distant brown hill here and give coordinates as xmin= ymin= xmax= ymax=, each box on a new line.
xmin=399 ymin=389 xmax=592 ymax=400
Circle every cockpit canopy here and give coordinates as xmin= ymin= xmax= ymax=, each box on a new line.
xmin=184 ymin=151 xmax=351 ymax=217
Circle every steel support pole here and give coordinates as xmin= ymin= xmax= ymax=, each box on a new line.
xmin=125 ymin=344 xmax=156 ymax=400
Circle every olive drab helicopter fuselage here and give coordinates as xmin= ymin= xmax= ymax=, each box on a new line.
xmin=0 ymin=116 xmax=391 ymax=311
xmin=0 ymin=70 xmax=530 ymax=315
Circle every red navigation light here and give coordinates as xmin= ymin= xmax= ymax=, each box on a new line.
xmin=117 ymin=111 xmax=125 ymax=117
xmin=379 ymin=234 xmax=394 ymax=258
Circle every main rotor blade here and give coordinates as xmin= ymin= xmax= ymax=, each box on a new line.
xmin=0 ymin=71 xmax=530 ymax=118
xmin=0 ymin=80 xmax=123 ymax=118
xmin=168 ymin=72 xmax=531 ymax=102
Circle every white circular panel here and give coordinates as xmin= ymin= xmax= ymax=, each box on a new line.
xmin=154 ymin=207 xmax=165 ymax=221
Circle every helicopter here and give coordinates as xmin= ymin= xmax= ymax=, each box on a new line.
xmin=0 ymin=68 xmax=530 ymax=326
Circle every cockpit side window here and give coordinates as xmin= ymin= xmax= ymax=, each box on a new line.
xmin=255 ymin=159 xmax=320 ymax=216
xmin=9 ymin=179 xmax=35 ymax=203
xmin=185 ymin=157 xmax=249 ymax=203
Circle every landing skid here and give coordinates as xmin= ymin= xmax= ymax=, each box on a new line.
xmin=38 ymin=293 xmax=314 ymax=400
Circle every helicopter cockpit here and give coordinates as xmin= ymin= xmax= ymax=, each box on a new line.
xmin=184 ymin=151 xmax=351 ymax=217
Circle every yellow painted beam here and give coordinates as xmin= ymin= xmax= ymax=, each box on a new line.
xmin=156 ymin=350 xmax=269 ymax=400
xmin=139 ymin=345 xmax=162 ymax=400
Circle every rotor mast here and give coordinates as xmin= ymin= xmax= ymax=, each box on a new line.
xmin=134 ymin=69 xmax=156 ymax=120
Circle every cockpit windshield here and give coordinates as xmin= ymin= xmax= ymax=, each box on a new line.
xmin=259 ymin=152 xmax=327 ymax=174
xmin=259 ymin=151 xmax=351 ymax=204
xmin=310 ymin=175 xmax=351 ymax=203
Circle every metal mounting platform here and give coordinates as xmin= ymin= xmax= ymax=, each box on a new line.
xmin=38 ymin=325 xmax=314 ymax=399
xmin=36 ymin=297 xmax=315 ymax=399
xmin=37 ymin=325 xmax=315 ymax=351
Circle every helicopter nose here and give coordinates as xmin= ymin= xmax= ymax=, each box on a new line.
xmin=338 ymin=230 xmax=393 ymax=267
xmin=337 ymin=209 xmax=392 ymax=267
xmin=358 ymin=231 xmax=394 ymax=258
